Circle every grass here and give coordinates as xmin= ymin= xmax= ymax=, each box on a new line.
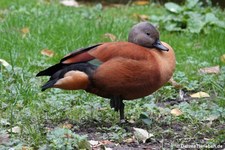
xmin=0 ymin=0 xmax=225 ymax=149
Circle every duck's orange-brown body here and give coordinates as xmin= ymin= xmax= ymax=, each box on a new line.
xmin=52 ymin=42 xmax=175 ymax=100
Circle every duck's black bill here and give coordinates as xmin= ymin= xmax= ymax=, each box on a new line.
xmin=153 ymin=40 xmax=169 ymax=51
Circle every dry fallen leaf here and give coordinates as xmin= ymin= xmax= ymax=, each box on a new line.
xmin=133 ymin=13 xmax=149 ymax=21
xmin=60 ymin=0 xmax=79 ymax=7
xmin=100 ymin=140 xmax=113 ymax=145
xmin=41 ymin=49 xmax=54 ymax=57
xmin=22 ymin=146 xmax=33 ymax=150
xmin=21 ymin=27 xmax=29 ymax=34
xmin=89 ymin=140 xmax=99 ymax=146
xmin=0 ymin=58 xmax=12 ymax=70
xmin=8 ymin=126 xmax=21 ymax=134
xmin=220 ymin=54 xmax=225 ymax=63
xmin=171 ymin=108 xmax=183 ymax=116
xmin=190 ymin=91 xmax=210 ymax=98
xmin=123 ymin=138 xmax=135 ymax=143
xmin=103 ymin=33 xmax=117 ymax=41
xmin=62 ymin=123 xmax=73 ymax=129
xmin=133 ymin=127 xmax=153 ymax=143
xmin=89 ymin=140 xmax=113 ymax=149
xmin=128 ymin=119 xmax=135 ymax=124
xmin=199 ymin=66 xmax=220 ymax=74
xmin=21 ymin=27 xmax=30 ymax=38
xmin=134 ymin=0 xmax=150 ymax=5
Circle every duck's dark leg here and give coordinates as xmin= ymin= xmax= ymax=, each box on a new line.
xmin=119 ymin=101 xmax=125 ymax=123
xmin=110 ymin=96 xmax=125 ymax=123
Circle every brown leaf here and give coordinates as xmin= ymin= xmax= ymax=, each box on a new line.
xmin=138 ymin=14 xmax=149 ymax=21
xmin=221 ymin=54 xmax=225 ymax=63
xmin=171 ymin=108 xmax=183 ymax=116
xmin=41 ymin=49 xmax=54 ymax=57
xmin=89 ymin=140 xmax=113 ymax=149
xmin=60 ymin=0 xmax=79 ymax=7
xmin=21 ymin=27 xmax=30 ymax=38
xmin=134 ymin=0 xmax=150 ymax=5
xmin=190 ymin=91 xmax=210 ymax=98
xmin=199 ymin=66 xmax=220 ymax=74
xmin=21 ymin=27 xmax=29 ymax=34
xmin=103 ymin=33 xmax=117 ymax=41
xmin=62 ymin=123 xmax=73 ymax=129
xmin=168 ymin=77 xmax=183 ymax=89
xmin=133 ymin=13 xmax=149 ymax=21
xmin=100 ymin=140 xmax=113 ymax=145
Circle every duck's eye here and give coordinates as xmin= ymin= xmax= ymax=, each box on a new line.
xmin=146 ymin=33 xmax=150 ymax=36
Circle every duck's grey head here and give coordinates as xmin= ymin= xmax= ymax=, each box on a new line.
xmin=128 ymin=22 xmax=168 ymax=51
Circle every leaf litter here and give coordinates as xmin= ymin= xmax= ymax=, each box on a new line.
xmin=103 ymin=33 xmax=117 ymax=41
xmin=20 ymin=27 xmax=30 ymax=38
xmin=133 ymin=13 xmax=149 ymax=21
xmin=60 ymin=0 xmax=79 ymax=7
xmin=0 ymin=58 xmax=12 ymax=71
xmin=190 ymin=91 xmax=210 ymax=98
xmin=199 ymin=65 xmax=220 ymax=74
xmin=170 ymin=108 xmax=183 ymax=116
xmin=8 ymin=126 xmax=21 ymax=134
xmin=41 ymin=49 xmax=55 ymax=57
xmin=133 ymin=127 xmax=154 ymax=143
xmin=133 ymin=0 xmax=150 ymax=6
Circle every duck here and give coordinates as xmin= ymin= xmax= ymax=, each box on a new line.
xmin=36 ymin=22 xmax=176 ymax=122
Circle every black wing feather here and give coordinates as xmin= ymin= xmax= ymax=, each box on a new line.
xmin=36 ymin=44 xmax=101 ymax=77
xmin=60 ymin=44 xmax=101 ymax=63
xmin=36 ymin=63 xmax=66 ymax=77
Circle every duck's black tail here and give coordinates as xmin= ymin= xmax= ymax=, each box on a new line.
xmin=41 ymin=79 xmax=58 ymax=91
xmin=37 ymin=63 xmax=98 ymax=91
